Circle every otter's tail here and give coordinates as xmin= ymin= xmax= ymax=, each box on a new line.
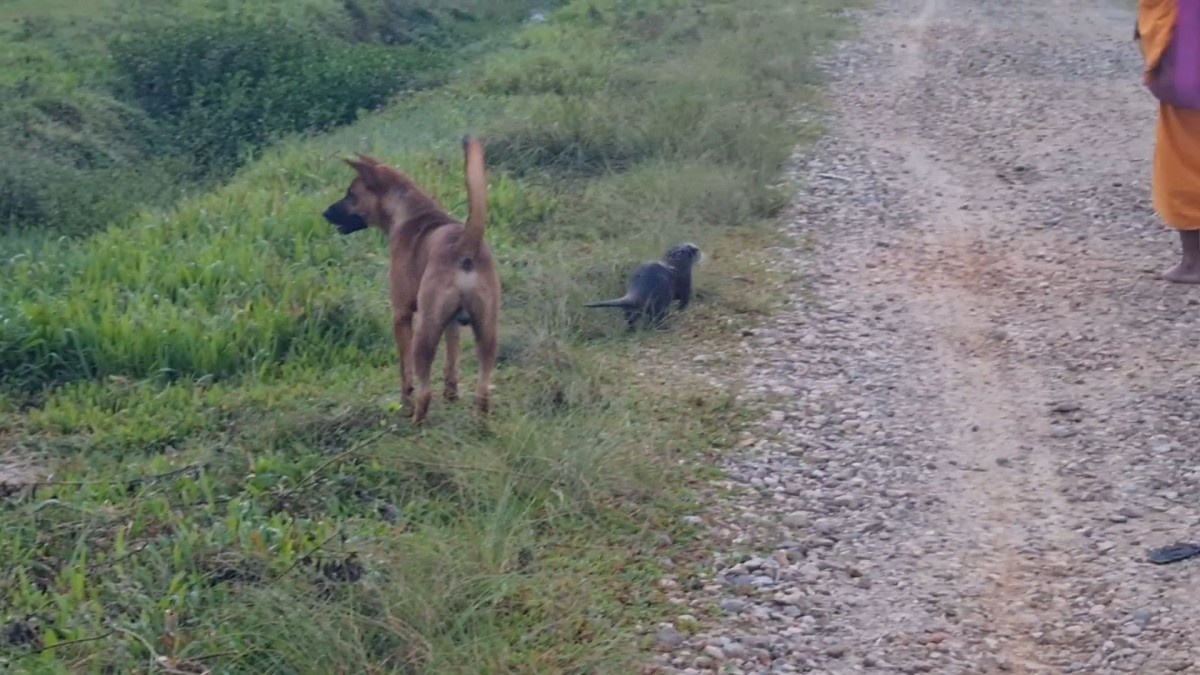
xmin=460 ymin=135 xmax=487 ymax=261
xmin=584 ymin=296 xmax=637 ymax=309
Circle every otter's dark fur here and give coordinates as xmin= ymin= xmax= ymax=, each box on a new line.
xmin=584 ymin=243 xmax=702 ymax=329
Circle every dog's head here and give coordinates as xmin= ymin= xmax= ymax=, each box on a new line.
xmin=323 ymin=154 xmax=415 ymax=235
xmin=663 ymin=242 xmax=703 ymax=270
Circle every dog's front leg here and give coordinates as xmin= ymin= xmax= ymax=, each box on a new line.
xmin=393 ymin=314 xmax=415 ymax=406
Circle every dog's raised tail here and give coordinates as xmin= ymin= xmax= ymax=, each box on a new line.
xmin=584 ymin=295 xmax=637 ymax=309
xmin=460 ymin=135 xmax=487 ymax=263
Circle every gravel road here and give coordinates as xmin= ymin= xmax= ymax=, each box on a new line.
xmin=649 ymin=0 xmax=1200 ymax=673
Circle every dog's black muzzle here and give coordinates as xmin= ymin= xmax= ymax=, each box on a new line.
xmin=323 ymin=203 xmax=369 ymax=235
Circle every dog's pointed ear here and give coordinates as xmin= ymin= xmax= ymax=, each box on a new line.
xmin=344 ymin=157 xmax=383 ymax=192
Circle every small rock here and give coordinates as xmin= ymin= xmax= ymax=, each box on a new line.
xmin=723 ymin=642 xmax=748 ymax=659
xmin=798 ymin=563 xmax=822 ymax=582
xmin=1118 ymin=506 xmax=1145 ymax=520
xmin=832 ymin=494 xmax=859 ymax=508
xmin=981 ymin=654 xmax=1012 ymax=671
xmin=720 ymin=598 xmax=748 ymax=613
xmin=656 ymin=626 xmax=685 ymax=647
xmin=814 ymin=518 xmax=838 ymax=535
xmin=703 ymin=644 xmax=725 ymax=660
xmin=725 ymin=574 xmax=756 ymax=591
xmin=783 ymin=511 xmax=809 ymax=528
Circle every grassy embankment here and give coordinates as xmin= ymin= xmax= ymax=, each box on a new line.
xmin=0 ymin=0 xmax=531 ymax=243
xmin=0 ymin=0 xmax=851 ymax=672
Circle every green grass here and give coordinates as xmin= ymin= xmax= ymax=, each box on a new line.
xmin=0 ymin=0 xmax=855 ymax=672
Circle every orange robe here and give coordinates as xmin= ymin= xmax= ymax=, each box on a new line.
xmin=1140 ymin=0 xmax=1200 ymax=230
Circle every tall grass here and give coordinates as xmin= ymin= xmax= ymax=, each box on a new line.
xmin=0 ymin=0 xmax=852 ymax=672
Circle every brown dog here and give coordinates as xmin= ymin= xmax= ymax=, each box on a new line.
xmin=322 ymin=137 xmax=501 ymax=425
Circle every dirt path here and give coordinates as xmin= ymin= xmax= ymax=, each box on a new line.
xmin=650 ymin=1 xmax=1200 ymax=673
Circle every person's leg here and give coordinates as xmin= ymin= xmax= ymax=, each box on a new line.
xmin=1163 ymin=230 xmax=1200 ymax=283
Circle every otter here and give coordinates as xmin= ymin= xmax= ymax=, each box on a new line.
xmin=584 ymin=243 xmax=702 ymax=329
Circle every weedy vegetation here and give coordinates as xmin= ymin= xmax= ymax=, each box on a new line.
xmin=0 ymin=0 xmax=853 ymax=672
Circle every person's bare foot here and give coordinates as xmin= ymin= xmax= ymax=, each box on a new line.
xmin=1165 ymin=231 xmax=1200 ymax=283
xmin=1162 ymin=261 xmax=1200 ymax=283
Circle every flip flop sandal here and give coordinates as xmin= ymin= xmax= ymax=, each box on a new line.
xmin=1147 ymin=543 xmax=1200 ymax=565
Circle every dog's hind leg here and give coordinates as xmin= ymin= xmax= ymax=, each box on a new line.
xmin=393 ymin=315 xmax=415 ymax=406
xmin=412 ymin=282 xmax=468 ymax=422
xmin=411 ymin=298 xmax=458 ymax=426
xmin=458 ymin=289 xmax=499 ymax=418
xmin=443 ymin=322 xmax=460 ymax=402
xmin=470 ymin=313 xmax=498 ymax=417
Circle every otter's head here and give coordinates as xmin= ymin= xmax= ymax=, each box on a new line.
xmin=663 ymin=242 xmax=702 ymax=270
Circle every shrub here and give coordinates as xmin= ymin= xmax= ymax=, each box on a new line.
xmin=0 ymin=153 xmax=170 ymax=237
xmin=317 ymin=0 xmax=538 ymax=47
xmin=109 ymin=16 xmax=445 ymax=172
xmin=0 ymin=1 xmax=530 ymax=236
xmin=0 ymin=85 xmax=179 ymax=235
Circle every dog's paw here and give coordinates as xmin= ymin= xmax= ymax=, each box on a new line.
xmin=411 ymin=393 xmax=433 ymax=426
xmin=475 ymin=397 xmax=491 ymax=416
